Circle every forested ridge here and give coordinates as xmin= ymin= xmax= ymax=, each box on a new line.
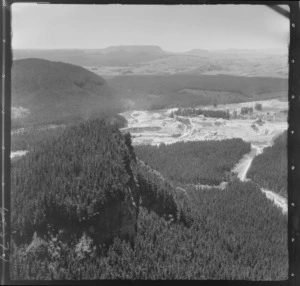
xmin=11 ymin=114 xmax=127 ymax=152
xmin=10 ymin=119 xmax=287 ymax=280
xmin=11 ymin=59 xmax=127 ymax=128
xmin=109 ymin=74 xmax=287 ymax=110
xmin=248 ymin=131 xmax=287 ymax=197
xmin=11 ymin=119 xmax=137 ymax=244
xmin=134 ymin=139 xmax=251 ymax=186
xmin=11 ymin=181 xmax=287 ymax=280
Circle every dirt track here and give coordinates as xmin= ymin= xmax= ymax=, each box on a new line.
xmin=120 ymin=99 xmax=288 ymax=146
xmin=232 ymin=144 xmax=287 ymax=214
xmin=121 ymin=99 xmax=288 ymax=214
xmin=261 ymin=188 xmax=287 ymax=214
xmin=232 ymin=145 xmax=266 ymax=181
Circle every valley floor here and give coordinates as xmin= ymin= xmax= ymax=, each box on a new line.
xmin=10 ymin=99 xmax=288 ymax=212
xmin=10 ymin=113 xmax=288 ymax=280
xmin=120 ymin=99 xmax=288 ymax=213
xmin=120 ymin=99 xmax=287 ymax=146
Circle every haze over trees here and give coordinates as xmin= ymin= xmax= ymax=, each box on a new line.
xmin=13 ymin=47 xmax=288 ymax=78
xmin=13 ymin=46 xmax=169 ymax=67
xmin=11 ymin=58 xmax=287 ymax=130
xmin=10 ymin=54 xmax=288 ymax=280
xmin=11 ymin=114 xmax=127 ymax=152
xmin=109 ymin=74 xmax=288 ymax=110
xmin=11 ymin=59 xmax=119 ymax=128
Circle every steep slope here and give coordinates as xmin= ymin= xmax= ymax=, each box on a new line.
xmin=11 ymin=119 xmax=139 ymax=246
xmin=10 ymin=118 xmax=181 ymax=261
xmin=12 ymin=58 xmax=116 ymax=127
xmin=10 ymin=119 xmax=287 ymax=280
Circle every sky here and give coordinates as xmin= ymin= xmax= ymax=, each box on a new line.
xmin=12 ymin=4 xmax=290 ymax=52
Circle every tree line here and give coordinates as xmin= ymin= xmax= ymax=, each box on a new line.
xmin=134 ymin=139 xmax=251 ymax=186
xmin=10 ymin=119 xmax=287 ymax=280
xmin=11 ymin=118 xmax=136 ymax=245
xmin=11 ymin=180 xmax=288 ymax=280
xmin=172 ymin=107 xmax=230 ymax=119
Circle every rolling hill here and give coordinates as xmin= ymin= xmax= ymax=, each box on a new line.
xmin=14 ymin=46 xmax=288 ymax=79
xmin=13 ymin=46 xmax=170 ymax=67
xmin=12 ymin=58 xmax=117 ymax=127
xmin=108 ymin=74 xmax=288 ymax=110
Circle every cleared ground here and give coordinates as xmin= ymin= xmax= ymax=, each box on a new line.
xmin=121 ymin=99 xmax=288 ymax=213
xmin=11 ymin=150 xmax=28 ymax=159
xmin=120 ymin=99 xmax=288 ymax=146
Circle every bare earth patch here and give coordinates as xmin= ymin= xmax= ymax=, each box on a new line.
xmin=120 ymin=99 xmax=288 ymax=213
xmin=11 ymin=150 xmax=28 ymax=159
xmin=120 ymin=99 xmax=288 ymax=146
xmin=12 ymin=106 xmax=30 ymax=119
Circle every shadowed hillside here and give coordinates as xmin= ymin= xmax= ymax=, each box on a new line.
xmin=10 ymin=120 xmax=288 ymax=280
xmin=12 ymin=58 xmax=117 ymax=127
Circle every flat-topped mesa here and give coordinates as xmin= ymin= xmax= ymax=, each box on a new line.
xmin=101 ymin=45 xmax=165 ymax=54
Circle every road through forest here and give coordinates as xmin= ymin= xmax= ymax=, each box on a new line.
xmin=232 ymin=144 xmax=287 ymax=214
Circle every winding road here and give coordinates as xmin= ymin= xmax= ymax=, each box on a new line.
xmin=232 ymin=143 xmax=287 ymax=214
xmin=10 ymin=118 xmax=288 ymax=214
xmin=232 ymin=145 xmax=265 ymax=181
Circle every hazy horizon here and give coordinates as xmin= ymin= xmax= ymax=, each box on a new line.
xmin=12 ymin=4 xmax=289 ymax=53
xmin=13 ymin=46 xmax=288 ymax=53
